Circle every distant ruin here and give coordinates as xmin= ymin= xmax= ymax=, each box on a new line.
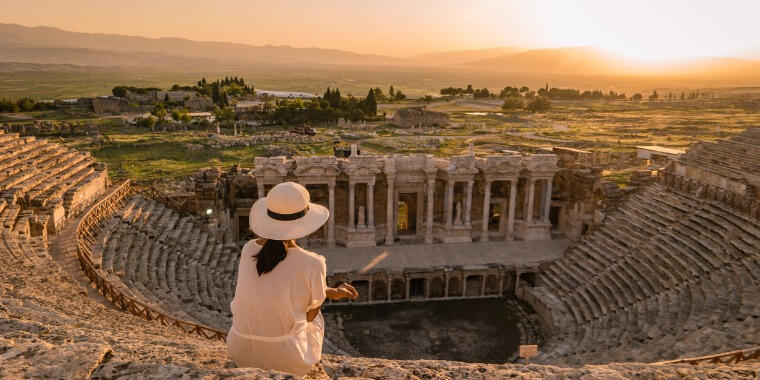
xmin=391 ymin=106 xmax=450 ymax=128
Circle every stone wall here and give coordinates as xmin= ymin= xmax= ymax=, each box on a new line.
xmin=391 ymin=106 xmax=450 ymax=128
xmin=91 ymin=97 xmax=122 ymax=114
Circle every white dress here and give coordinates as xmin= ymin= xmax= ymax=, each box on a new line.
xmin=227 ymin=241 xmax=327 ymax=376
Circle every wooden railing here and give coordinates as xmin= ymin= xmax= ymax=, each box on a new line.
xmin=656 ymin=346 xmax=760 ymax=365
xmin=75 ymin=180 xmax=226 ymax=342
xmin=661 ymin=171 xmax=760 ymax=221
xmin=133 ymin=184 xmax=194 ymax=216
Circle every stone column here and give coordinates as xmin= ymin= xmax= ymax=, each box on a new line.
xmin=386 ymin=274 xmax=392 ymax=301
xmin=257 ymin=182 xmax=265 ymax=199
xmin=525 ymin=179 xmax=536 ymax=223
xmin=327 ymin=182 xmax=335 ymax=247
xmin=480 ymin=275 xmax=486 ymax=296
xmin=481 ymin=179 xmax=492 ymax=242
xmin=445 ymin=180 xmax=454 ymax=229
xmin=348 ymin=182 xmax=355 ymax=231
xmin=367 ymin=182 xmax=374 ymax=228
xmin=444 ymin=272 xmax=449 ymax=298
xmin=498 ymin=272 xmax=504 ymax=296
xmin=465 ymin=180 xmax=474 ymax=226
xmin=385 ymin=178 xmax=395 ymax=245
xmin=425 ymin=277 xmax=430 ymax=299
xmin=462 ymin=275 xmax=468 ymax=297
xmin=405 ymin=275 xmax=410 ymax=300
xmin=425 ymin=178 xmax=435 ymax=244
xmin=367 ymin=280 xmax=373 ymax=303
xmin=507 ymin=179 xmax=517 ymax=240
xmin=543 ymin=177 xmax=553 ymax=222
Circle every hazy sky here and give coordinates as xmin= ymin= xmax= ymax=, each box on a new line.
xmin=3 ymin=0 xmax=760 ymax=60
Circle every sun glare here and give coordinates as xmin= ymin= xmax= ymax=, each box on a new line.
xmin=522 ymin=0 xmax=760 ymax=62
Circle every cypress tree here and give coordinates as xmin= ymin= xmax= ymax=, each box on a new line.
xmin=365 ymin=88 xmax=377 ymax=115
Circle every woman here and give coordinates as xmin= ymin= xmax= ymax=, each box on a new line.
xmin=227 ymin=182 xmax=358 ymax=377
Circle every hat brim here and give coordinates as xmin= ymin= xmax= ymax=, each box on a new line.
xmin=249 ymin=197 xmax=330 ymax=241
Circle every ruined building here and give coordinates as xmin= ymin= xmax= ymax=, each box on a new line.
xmin=194 ymin=151 xmax=579 ymax=247
xmin=391 ymin=106 xmax=450 ymax=128
xmin=2 ymin=128 xmax=760 ymax=378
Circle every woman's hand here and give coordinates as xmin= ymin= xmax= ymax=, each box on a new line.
xmin=326 ymin=283 xmax=359 ymax=301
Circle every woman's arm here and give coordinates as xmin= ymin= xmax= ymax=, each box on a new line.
xmin=326 ymin=283 xmax=358 ymax=301
xmin=305 ymin=283 xmax=358 ymax=322
xmin=306 ymin=306 xmax=320 ymax=322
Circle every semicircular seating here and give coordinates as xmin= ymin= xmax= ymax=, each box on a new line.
xmin=532 ymin=182 xmax=760 ymax=365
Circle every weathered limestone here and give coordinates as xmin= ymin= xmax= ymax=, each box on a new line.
xmin=523 ymin=182 xmax=760 ymax=365
xmin=514 ymin=155 xmax=558 ymax=241
xmin=390 ymin=106 xmax=450 ymax=128
xmin=0 ymin=134 xmax=109 ymax=232
xmin=674 ymin=127 xmax=760 ymax=197
xmin=202 ymin=151 xmax=562 ymax=247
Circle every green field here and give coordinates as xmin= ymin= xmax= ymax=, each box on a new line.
xmin=5 ymin=98 xmax=758 ymax=183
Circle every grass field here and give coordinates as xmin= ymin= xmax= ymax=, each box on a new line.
xmin=5 ymin=98 xmax=758 ymax=183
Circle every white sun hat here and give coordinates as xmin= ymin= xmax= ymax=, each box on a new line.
xmin=249 ymin=182 xmax=329 ymax=241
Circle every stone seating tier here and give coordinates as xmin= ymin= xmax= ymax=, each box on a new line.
xmin=534 ymin=183 xmax=760 ymax=365
xmin=95 ymin=195 xmax=237 ymax=331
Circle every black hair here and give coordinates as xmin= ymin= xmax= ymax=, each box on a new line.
xmin=254 ymin=239 xmax=288 ymax=276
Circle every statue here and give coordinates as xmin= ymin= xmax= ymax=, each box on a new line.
xmin=350 ymin=144 xmax=358 ymax=157
xmin=454 ymin=201 xmax=463 ymax=226
xmin=357 ymin=205 xmax=366 ymax=228
xmin=468 ymin=142 xmax=475 ymax=156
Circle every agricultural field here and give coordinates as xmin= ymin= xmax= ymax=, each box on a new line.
xmin=4 ymin=98 xmax=758 ymax=184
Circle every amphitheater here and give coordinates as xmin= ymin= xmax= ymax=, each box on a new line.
xmin=1 ymin=128 xmax=760 ymax=378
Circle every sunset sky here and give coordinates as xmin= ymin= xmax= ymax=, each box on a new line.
xmin=2 ymin=0 xmax=760 ymax=61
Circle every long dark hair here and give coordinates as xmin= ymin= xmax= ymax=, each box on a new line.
xmin=254 ymin=239 xmax=288 ymax=276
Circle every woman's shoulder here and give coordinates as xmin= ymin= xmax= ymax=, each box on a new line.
xmin=241 ymin=239 xmax=263 ymax=256
xmin=291 ymin=247 xmax=326 ymax=266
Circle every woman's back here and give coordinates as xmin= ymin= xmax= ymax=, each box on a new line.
xmin=231 ymin=240 xmax=327 ymax=338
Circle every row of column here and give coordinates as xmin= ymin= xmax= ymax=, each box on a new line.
xmin=347 ymin=181 xmax=374 ymax=230
xmin=443 ymin=180 xmax=474 ymax=229
xmin=257 ymin=176 xmax=552 ymax=246
xmin=481 ymin=177 xmax=553 ymax=242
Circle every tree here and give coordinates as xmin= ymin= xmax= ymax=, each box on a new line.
xmin=465 ymin=84 xmax=474 ymax=94
xmin=151 ymin=104 xmax=167 ymax=120
xmin=171 ymin=108 xmax=191 ymax=123
xmin=389 ymin=85 xmax=395 ymax=100
xmin=372 ymin=87 xmax=385 ymax=101
xmin=649 ymin=90 xmax=659 ymax=101
xmin=393 ymin=89 xmax=406 ymax=101
xmin=473 ymin=88 xmax=491 ymax=99
xmin=632 ymin=93 xmax=643 ymax=102
xmin=525 ymin=96 xmax=550 ymax=113
xmin=501 ymin=96 xmax=524 ymax=111
xmin=363 ymin=88 xmax=377 ymax=115
xmin=213 ymin=106 xmax=235 ymax=122
xmin=17 ymin=98 xmax=35 ymax=112
xmin=211 ymin=83 xmax=221 ymax=104
xmin=112 ymin=86 xmax=128 ymax=97
xmin=0 ymin=98 xmax=20 ymax=113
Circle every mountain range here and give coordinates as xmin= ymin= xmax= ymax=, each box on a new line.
xmin=1 ymin=23 xmax=759 ymax=79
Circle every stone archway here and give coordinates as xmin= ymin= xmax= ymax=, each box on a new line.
xmin=390 ymin=278 xmax=405 ymax=300
xmin=466 ymin=275 xmax=483 ymax=297
xmin=447 ymin=276 xmax=461 ymax=297
xmin=372 ymin=278 xmax=387 ymax=301
xmin=351 ymin=280 xmax=369 ymax=302
xmin=485 ymin=274 xmax=499 ymax=295
xmin=429 ymin=276 xmax=445 ymax=298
